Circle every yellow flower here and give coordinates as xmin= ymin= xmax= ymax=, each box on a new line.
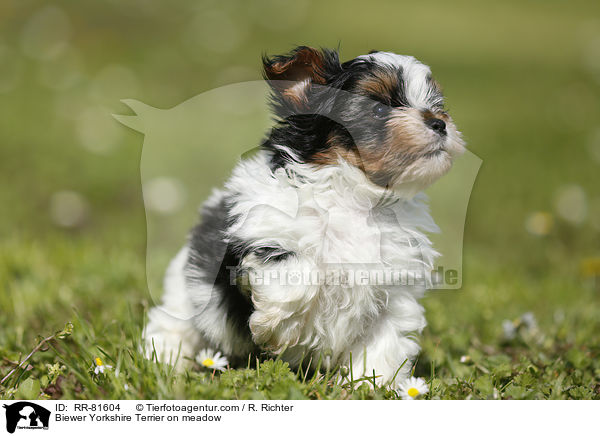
xmin=93 ymin=356 xmax=112 ymax=374
xmin=581 ymin=258 xmax=600 ymax=278
xmin=196 ymin=349 xmax=229 ymax=371
xmin=398 ymin=376 xmax=429 ymax=400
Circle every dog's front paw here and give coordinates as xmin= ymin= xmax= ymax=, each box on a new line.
xmin=142 ymin=307 xmax=202 ymax=369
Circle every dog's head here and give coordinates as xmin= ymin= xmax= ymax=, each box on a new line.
xmin=263 ymin=46 xmax=465 ymax=196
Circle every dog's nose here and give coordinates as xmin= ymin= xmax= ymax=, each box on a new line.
xmin=425 ymin=118 xmax=446 ymax=135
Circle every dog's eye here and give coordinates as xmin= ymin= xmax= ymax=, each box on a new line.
xmin=372 ymin=103 xmax=390 ymax=119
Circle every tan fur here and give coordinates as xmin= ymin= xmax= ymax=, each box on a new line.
xmin=312 ymin=107 xmax=455 ymax=187
xmin=264 ymin=47 xmax=327 ymax=108
xmin=355 ymin=69 xmax=399 ymax=100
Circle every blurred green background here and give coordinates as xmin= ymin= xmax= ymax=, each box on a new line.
xmin=1 ymin=0 xmax=599 ymax=398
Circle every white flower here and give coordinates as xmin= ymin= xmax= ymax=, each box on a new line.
xmin=196 ymin=349 xmax=229 ymax=371
xmin=520 ymin=312 xmax=537 ymax=330
xmin=502 ymin=320 xmax=517 ymax=340
xmin=398 ymin=377 xmax=429 ymax=400
xmin=502 ymin=313 xmax=537 ymax=341
xmin=93 ymin=357 xmax=112 ymax=374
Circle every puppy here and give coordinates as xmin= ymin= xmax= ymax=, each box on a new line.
xmin=143 ymin=46 xmax=465 ymax=388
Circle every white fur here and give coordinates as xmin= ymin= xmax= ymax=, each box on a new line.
xmin=232 ymin=152 xmax=437 ymax=384
xmin=142 ymin=246 xmax=204 ymax=367
xmin=357 ymin=52 xmax=441 ymax=110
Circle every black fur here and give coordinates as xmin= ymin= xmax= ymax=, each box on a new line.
xmin=186 ymin=195 xmax=255 ymax=345
xmin=186 ymin=194 xmax=296 ymax=350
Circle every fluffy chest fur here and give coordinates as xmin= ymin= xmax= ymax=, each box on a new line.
xmin=224 ymin=151 xmax=439 ymax=365
xmin=228 ymin=151 xmax=439 ymax=264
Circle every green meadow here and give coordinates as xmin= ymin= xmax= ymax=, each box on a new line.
xmin=1 ymin=0 xmax=599 ymax=399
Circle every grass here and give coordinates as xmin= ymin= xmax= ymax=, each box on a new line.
xmin=1 ymin=236 xmax=598 ymax=400
xmin=1 ymin=0 xmax=600 ymax=400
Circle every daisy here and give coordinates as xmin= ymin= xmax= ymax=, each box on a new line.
xmin=398 ymin=377 xmax=429 ymax=400
xmin=520 ymin=312 xmax=538 ymax=331
xmin=196 ymin=348 xmax=229 ymax=371
xmin=93 ymin=357 xmax=112 ymax=374
xmin=502 ymin=319 xmax=517 ymax=340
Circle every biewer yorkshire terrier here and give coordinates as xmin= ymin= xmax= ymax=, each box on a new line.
xmin=143 ymin=46 xmax=465 ymax=388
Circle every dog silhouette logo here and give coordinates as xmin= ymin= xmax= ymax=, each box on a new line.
xmin=2 ymin=402 xmax=50 ymax=433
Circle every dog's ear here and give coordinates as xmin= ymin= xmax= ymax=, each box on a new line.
xmin=263 ymin=46 xmax=335 ymax=109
